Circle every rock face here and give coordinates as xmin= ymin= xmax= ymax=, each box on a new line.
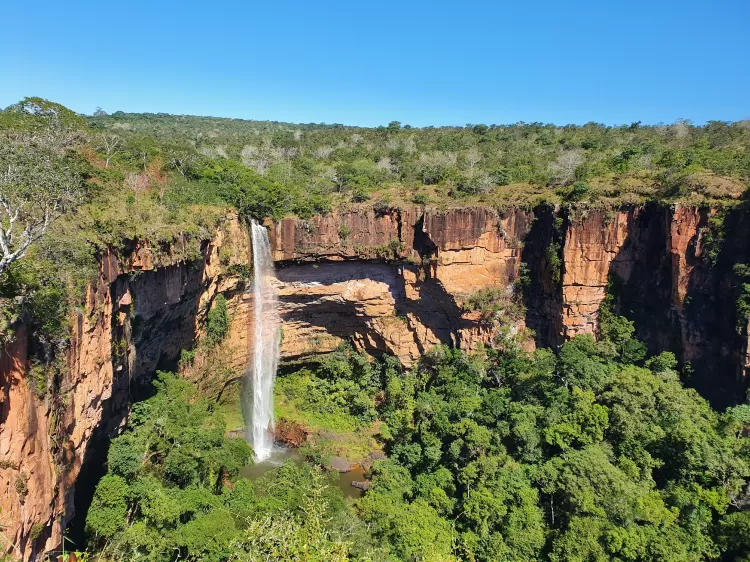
xmin=273 ymin=207 xmax=533 ymax=364
xmin=271 ymin=204 xmax=750 ymax=406
xmin=4 ymin=203 xmax=750 ymax=561
xmin=0 ymin=214 xmax=252 ymax=561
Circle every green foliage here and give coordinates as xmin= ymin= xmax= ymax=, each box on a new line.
xmin=338 ymin=224 xmax=351 ymax=240
xmin=276 ymin=344 xmax=399 ymax=431
xmin=230 ymin=467 xmax=353 ymax=562
xmin=546 ymin=241 xmax=562 ymax=284
xmin=205 ymin=294 xmax=230 ymax=346
xmin=702 ymin=212 xmax=727 ymax=266
xmin=88 ymin=110 xmax=750 ymax=211
xmin=412 ymin=192 xmax=429 ymax=205
xmin=14 ymin=473 xmax=28 ymax=499
xmin=86 ymin=372 xmax=253 ymax=559
xmin=29 ymin=522 xmax=44 ymax=540
xmin=87 ymin=374 xmax=387 ymax=560
xmin=354 ymin=320 xmax=750 ymax=561
xmin=598 ymin=279 xmax=647 ymax=364
xmin=464 ymin=286 xmax=525 ymax=323
xmin=193 ymin=158 xmax=331 ymax=220
xmin=734 ymin=264 xmax=750 ymax=334
xmin=563 ymin=181 xmax=592 ymax=202
xmin=3 ymin=97 xmax=87 ymax=130
xmin=86 ymin=326 xmax=750 ymax=562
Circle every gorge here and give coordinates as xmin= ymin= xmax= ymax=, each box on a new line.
xmin=2 ymin=201 xmax=750 ymax=559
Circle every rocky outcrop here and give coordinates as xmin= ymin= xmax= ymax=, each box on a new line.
xmin=273 ymin=207 xmax=533 ymax=364
xmin=561 ymin=210 xmax=631 ymax=337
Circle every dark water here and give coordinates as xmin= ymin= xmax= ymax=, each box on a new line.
xmin=238 ymin=447 xmax=366 ymax=499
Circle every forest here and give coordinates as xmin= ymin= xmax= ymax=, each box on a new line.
xmin=85 ymin=315 xmax=750 ymax=561
xmin=2 ymin=98 xmax=750 ymax=561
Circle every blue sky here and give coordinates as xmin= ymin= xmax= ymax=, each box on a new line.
xmin=1 ymin=0 xmax=748 ymax=127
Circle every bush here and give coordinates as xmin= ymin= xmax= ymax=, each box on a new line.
xmin=205 ymin=294 xmax=229 ymax=346
xmin=565 ymin=182 xmax=592 ymax=202
xmin=412 ymin=192 xmax=429 ymax=205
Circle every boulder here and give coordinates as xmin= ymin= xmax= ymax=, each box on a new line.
xmin=329 ymin=456 xmax=351 ymax=473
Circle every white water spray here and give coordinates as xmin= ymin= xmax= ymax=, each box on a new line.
xmin=247 ymin=220 xmax=281 ymax=461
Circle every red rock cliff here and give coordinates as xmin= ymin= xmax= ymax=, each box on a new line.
xmin=0 ymin=214 xmax=251 ymax=561
xmin=4 ymin=202 xmax=750 ymax=561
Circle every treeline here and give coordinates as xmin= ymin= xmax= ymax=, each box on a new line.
xmin=89 ymin=111 xmax=750 ymax=207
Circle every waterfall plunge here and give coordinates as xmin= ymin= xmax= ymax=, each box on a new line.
xmin=247 ymin=220 xmax=281 ymax=461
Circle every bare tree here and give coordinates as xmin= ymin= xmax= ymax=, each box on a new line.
xmin=313 ymin=146 xmax=334 ymax=159
xmin=549 ymin=148 xmax=584 ymax=185
xmin=0 ymin=132 xmax=84 ymax=275
xmin=166 ymin=147 xmax=200 ymax=177
xmin=96 ymin=133 xmax=122 ymax=168
xmin=403 ymin=136 xmax=417 ymax=155
xmin=376 ymin=156 xmax=394 ymax=175
xmin=271 ymin=147 xmax=298 ymax=162
xmin=465 ymin=147 xmax=481 ymax=170
xmin=241 ymin=145 xmax=270 ymax=174
xmin=670 ymin=118 xmax=692 ymax=140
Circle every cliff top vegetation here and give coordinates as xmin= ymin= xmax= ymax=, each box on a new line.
xmin=88 ymin=110 xmax=750 ymax=211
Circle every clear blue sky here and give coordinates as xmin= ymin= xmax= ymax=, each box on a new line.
xmin=1 ymin=0 xmax=748 ymax=127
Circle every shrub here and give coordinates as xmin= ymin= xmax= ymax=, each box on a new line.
xmin=412 ymin=192 xmax=429 ymax=205
xmin=205 ymin=294 xmax=229 ymax=346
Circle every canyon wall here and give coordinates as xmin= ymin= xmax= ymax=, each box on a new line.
xmin=270 ymin=204 xmax=750 ymax=406
xmin=3 ymin=202 xmax=750 ymax=560
xmin=0 ymin=215 xmax=251 ymax=561
xmin=271 ymin=207 xmax=533 ymax=364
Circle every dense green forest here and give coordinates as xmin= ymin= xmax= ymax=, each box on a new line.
xmin=86 ymin=312 xmax=750 ymax=561
xmin=88 ymin=109 xmax=750 ymax=211
xmin=3 ymin=98 xmax=750 ymax=561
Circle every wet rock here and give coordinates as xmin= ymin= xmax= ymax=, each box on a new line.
xmin=329 ymin=457 xmax=351 ymax=473
xmin=351 ymin=480 xmax=371 ymax=491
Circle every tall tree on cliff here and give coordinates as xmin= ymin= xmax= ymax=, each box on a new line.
xmin=0 ymin=98 xmax=87 ymax=276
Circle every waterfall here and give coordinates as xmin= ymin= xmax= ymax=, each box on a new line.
xmin=247 ymin=220 xmax=281 ymax=461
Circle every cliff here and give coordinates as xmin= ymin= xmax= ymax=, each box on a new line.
xmin=0 ymin=214 xmax=251 ymax=561
xmin=3 ymin=202 xmax=750 ymax=560
xmin=272 ymin=207 xmax=533 ymax=364
xmin=270 ymin=204 xmax=750 ymax=405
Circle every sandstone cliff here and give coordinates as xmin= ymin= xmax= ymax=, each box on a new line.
xmin=0 ymin=214 xmax=251 ymax=561
xmin=272 ymin=207 xmax=533 ymax=364
xmin=3 ymin=202 xmax=750 ymax=561
xmin=270 ymin=203 xmax=750 ymax=406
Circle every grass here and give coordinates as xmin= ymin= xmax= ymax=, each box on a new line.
xmin=274 ymin=372 xmax=381 ymax=462
xmin=216 ymin=397 xmax=245 ymax=432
